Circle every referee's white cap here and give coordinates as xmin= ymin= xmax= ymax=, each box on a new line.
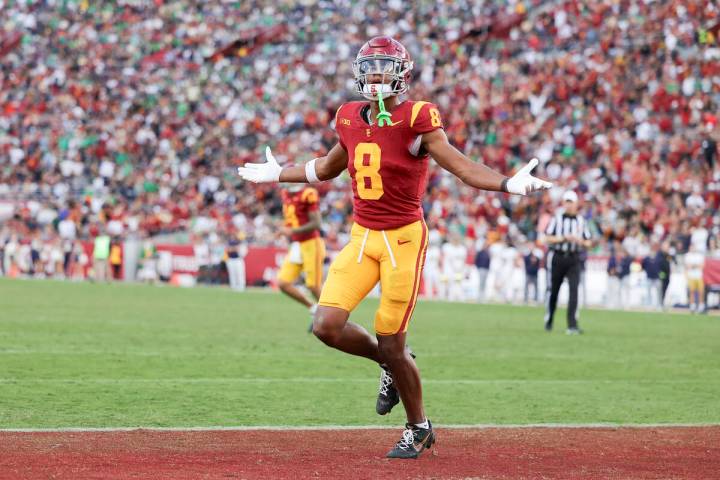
xmin=562 ymin=190 xmax=578 ymax=203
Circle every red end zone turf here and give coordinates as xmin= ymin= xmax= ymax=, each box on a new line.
xmin=1 ymin=427 xmax=718 ymax=479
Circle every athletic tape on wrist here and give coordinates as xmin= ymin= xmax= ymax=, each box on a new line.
xmin=305 ymin=159 xmax=320 ymax=183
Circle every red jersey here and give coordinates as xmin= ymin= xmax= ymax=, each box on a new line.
xmin=334 ymin=100 xmax=443 ymax=230
xmin=281 ymin=187 xmax=321 ymax=242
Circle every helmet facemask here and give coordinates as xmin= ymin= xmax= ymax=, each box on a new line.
xmin=352 ymin=55 xmax=412 ymax=101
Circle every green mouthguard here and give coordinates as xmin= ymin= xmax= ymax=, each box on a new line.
xmin=376 ymin=89 xmax=392 ymax=127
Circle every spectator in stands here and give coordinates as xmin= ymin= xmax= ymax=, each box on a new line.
xmin=226 ymin=233 xmax=248 ymax=292
xmin=642 ymin=243 xmax=663 ymax=309
xmin=137 ymin=239 xmax=159 ymax=284
xmin=658 ymin=241 xmax=673 ymax=309
xmin=709 ymin=237 xmax=720 ymax=259
xmin=71 ymin=241 xmax=88 ymax=281
xmin=578 ymin=250 xmax=588 ymax=308
xmin=607 ymin=243 xmax=622 ymax=309
xmin=109 ymin=238 xmax=123 ymax=280
xmin=618 ymin=248 xmax=634 ymax=308
xmin=0 ymin=0 xmax=718 ymax=295
xmin=523 ymin=245 xmax=541 ymax=304
xmin=92 ymin=228 xmax=110 ymax=282
xmin=474 ymin=239 xmax=491 ymax=303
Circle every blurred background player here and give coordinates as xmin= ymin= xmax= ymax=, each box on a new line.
xmin=422 ymin=229 xmax=442 ymax=299
xmin=684 ymin=243 xmax=706 ymax=314
xmin=441 ymin=229 xmax=468 ymax=302
xmin=277 ymin=185 xmax=326 ymax=328
xmin=238 ymin=36 xmax=551 ymax=459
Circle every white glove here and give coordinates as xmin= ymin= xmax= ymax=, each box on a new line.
xmin=505 ymin=158 xmax=553 ymax=195
xmin=237 ymin=146 xmax=282 ymax=183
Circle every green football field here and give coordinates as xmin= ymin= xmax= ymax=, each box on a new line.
xmin=1 ymin=278 xmax=718 ymax=428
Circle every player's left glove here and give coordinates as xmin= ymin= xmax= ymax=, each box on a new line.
xmin=237 ymin=146 xmax=282 ymax=183
xmin=505 ymin=158 xmax=553 ymax=195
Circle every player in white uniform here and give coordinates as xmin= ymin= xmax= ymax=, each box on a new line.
xmin=422 ymin=229 xmax=442 ymax=299
xmin=684 ymin=244 xmax=706 ymax=313
xmin=487 ymin=238 xmax=507 ymax=301
xmin=441 ymin=232 xmax=468 ymax=302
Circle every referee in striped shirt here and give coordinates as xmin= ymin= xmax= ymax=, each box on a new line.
xmin=543 ymin=190 xmax=593 ymax=334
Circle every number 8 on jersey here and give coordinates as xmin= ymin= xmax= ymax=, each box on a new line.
xmin=354 ymin=143 xmax=384 ymax=200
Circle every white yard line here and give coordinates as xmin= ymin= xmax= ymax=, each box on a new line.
xmin=1 ymin=423 xmax=719 ymax=433
xmin=0 ymin=377 xmax=710 ymax=384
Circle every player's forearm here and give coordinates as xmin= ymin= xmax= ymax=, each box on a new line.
xmin=291 ymin=220 xmax=320 ymax=234
xmin=456 ymin=161 xmax=508 ymax=192
xmin=424 ymin=132 xmax=509 ymax=192
xmin=277 ymin=161 xmax=340 ymax=183
xmin=545 ymin=236 xmax=565 ymax=244
xmin=278 ymin=147 xmax=347 ymax=183
xmin=278 ymin=165 xmax=309 ymax=183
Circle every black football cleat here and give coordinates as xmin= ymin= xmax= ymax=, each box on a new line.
xmin=376 ymin=365 xmax=399 ymax=415
xmin=386 ymin=421 xmax=435 ymax=459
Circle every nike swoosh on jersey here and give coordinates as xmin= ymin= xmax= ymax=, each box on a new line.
xmin=391 ymin=120 xmax=404 ymax=126
xmin=397 ymin=239 xmax=412 ymax=245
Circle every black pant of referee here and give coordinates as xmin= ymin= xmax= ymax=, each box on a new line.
xmin=544 ymin=250 xmax=581 ymax=332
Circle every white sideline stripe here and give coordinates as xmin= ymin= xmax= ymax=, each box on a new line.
xmin=0 ymin=377 xmax=711 ymax=385
xmin=2 ymin=423 xmax=719 ymax=433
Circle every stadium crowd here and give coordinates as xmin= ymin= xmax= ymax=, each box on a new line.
xmin=1 ymin=0 xmax=720 ymax=294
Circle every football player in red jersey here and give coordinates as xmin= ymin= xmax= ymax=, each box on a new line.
xmin=239 ymin=36 xmax=552 ymax=459
xmin=277 ymin=185 xmax=326 ymax=329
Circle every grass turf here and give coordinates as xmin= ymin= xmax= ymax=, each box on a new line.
xmin=0 ymin=278 xmax=718 ymax=428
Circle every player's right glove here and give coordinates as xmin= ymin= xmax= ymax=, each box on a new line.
xmin=505 ymin=158 xmax=553 ymax=195
xmin=237 ymin=146 xmax=282 ymax=183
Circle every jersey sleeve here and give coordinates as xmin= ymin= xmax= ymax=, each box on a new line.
xmin=409 ymin=101 xmax=444 ymax=134
xmin=334 ymin=104 xmax=348 ymax=151
xmin=301 ymin=188 xmax=319 ymax=211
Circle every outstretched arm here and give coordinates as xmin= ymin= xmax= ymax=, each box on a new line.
xmin=281 ymin=210 xmax=321 ymax=237
xmin=238 ymin=144 xmax=348 ymax=184
xmin=421 ymin=129 xmax=552 ymax=194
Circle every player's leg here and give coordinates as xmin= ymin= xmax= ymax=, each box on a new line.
xmin=660 ymin=278 xmax=669 ymax=309
xmin=544 ymin=253 xmax=565 ymax=329
xmin=374 ymin=221 xmax=434 ymax=458
xmin=313 ymin=226 xmax=383 ymax=363
xmin=313 ymin=306 xmax=383 ymax=362
xmin=565 ymin=261 xmax=581 ymax=331
xmin=377 ymin=332 xmax=424 ymax=422
xmin=277 ymin=254 xmax=312 ymax=308
xmin=301 ymin=237 xmax=326 ymax=302
xmin=687 ymin=279 xmax=697 ymax=313
xmin=698 ymin=280 xmax=706 ymax=313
